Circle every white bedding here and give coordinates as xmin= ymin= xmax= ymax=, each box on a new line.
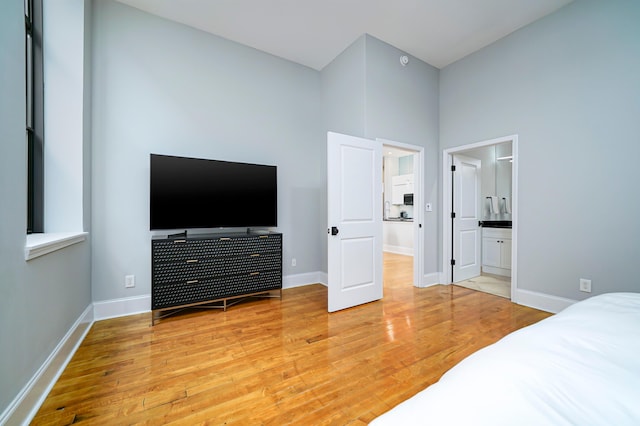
xmin=371 ymin=292 xmax=640 ymax=426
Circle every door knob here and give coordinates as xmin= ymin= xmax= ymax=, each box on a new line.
xmin=329 ymin=226 xmax=339 ymax=236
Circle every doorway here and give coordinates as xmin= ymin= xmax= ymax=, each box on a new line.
xmin=380 ymin=139 xmax=424 ymax=289
xmin=326 ymin=132 xmax=425 ymax=313
xmin=442 ymin=135 xmax=518 ymax=302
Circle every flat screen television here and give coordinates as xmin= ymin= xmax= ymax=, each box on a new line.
xmin=150 ymin=154 xmax=277 ymax=230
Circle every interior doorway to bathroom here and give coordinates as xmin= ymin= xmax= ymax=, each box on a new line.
xmin=442 ymin=135 xmax=518 ymax=301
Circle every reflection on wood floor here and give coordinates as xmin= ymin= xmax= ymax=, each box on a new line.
xmin=383 ymin=251 xmax=414 ymax=288
xmin=32 ymin=253 xmax=550 ymax=425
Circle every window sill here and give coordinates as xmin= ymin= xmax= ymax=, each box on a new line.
xmin=25 ymin=232 xmax=88 ymax=261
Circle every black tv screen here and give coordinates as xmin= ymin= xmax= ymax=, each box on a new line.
xmin=150 ymin=154 xmax=277 ymax=230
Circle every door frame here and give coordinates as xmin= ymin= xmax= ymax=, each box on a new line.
xmin=378 ymin=139 xmax=425 ymax=287
xmin=441 ymin=134 xmax=519 ymax=302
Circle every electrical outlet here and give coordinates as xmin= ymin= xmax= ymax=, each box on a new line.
xmin=291 ymin=258 xmax=297 ymax=267
xmin=125 ymin=275 xmax=135 ymax=288
xmin=579 ymin=278 xmax=591 ymax=293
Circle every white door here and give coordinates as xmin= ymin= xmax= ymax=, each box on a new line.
xmin=453 ymin=155 xmax=481 ymax=282
xmin=327 ymin=132 xmax=383 ymax=312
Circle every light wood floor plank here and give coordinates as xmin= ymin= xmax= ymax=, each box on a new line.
xmin=32 ymin=253 xmax=551 ymax=425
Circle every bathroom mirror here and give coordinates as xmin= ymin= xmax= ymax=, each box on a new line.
xmin=495 ymin=142 xmax=512 ymax=209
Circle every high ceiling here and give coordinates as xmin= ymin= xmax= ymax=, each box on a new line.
xmin=114 ymin=0 xmax=573 ymax=70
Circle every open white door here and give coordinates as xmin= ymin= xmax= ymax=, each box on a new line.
xmin=327 ymin=132 xmax=383 ymax=312
xmin=453 ymin=155 xmax=482 ymax=282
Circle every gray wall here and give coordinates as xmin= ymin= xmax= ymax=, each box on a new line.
xmin=91 ymin=2 xmax=441 ymax=304
xmin=319 ymin=34 xmax=368 ymax=270
xmin=440 ymin=0 xmax=640 ymax=299
xmin=321 ymin=36 xmax=367 ymax=137
xmin=363 ymin=35 xmax=440 ymax=276
xmin=0 ymin=0 xmax=91 ymax=414
xmin=322 ymin=35 xmax=440 ymax=277
xmin=91 ymin=1 xmax=325 ymax=302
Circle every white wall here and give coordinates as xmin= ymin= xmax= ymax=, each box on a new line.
xmin=91 ymin=1 xmax=325 ymax=302
xmin=440 ymin=0 xmax=640 ymax=300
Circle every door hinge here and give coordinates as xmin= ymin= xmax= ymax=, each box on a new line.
xmin=451 ymin=212 xmax=456 ymax=219
xmin=450 ymin=259 xmax=456 ymax=266
xmin=451 ymin=165 xmax=456 ymax=172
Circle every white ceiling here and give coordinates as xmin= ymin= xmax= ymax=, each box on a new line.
xmin=114 ymin=0 xmax=572 ymax=70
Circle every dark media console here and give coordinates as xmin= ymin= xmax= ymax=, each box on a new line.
xmin=151 ymin=231 xmax=282 ymax=325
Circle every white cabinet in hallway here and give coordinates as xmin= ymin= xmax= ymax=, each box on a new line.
xmin=482 ymin=227 xmax=511 ymax=277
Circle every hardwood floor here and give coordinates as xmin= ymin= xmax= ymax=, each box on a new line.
xmin=32 ymin=253 xmax=551 ymax=425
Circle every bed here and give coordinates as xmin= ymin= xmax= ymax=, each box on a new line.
xmin=370 ymin=292 xmax=640 ymax=425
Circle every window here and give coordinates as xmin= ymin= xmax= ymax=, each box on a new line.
xmin=23 ymin=0 xmax=88 ymax=260
xmin=25 ymin=0 xmax=44 ymax=234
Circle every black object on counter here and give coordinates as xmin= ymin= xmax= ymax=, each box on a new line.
xmin=480 ymin=220 xmax=512 ymax=228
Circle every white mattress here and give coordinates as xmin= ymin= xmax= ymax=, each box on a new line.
xmin=371 ymin=292 xmax=640 ymax=425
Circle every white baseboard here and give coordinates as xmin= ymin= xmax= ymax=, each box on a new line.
xmin=430 ymin=271 xmax=575 ymax=314
xmin=282 ymin=270 xmax=574 ymax=315
xmin=383 ymin=246 xmax=414 ymax=256
xmin=514 ymin=289 xmax=576 ymax=313
xmin=318 ymin=272 xmax=328 ymax=286
xmin=93 ymin=295 xmax=151 ymax=321
xmin=283 ymin=271 xmax=326 ymax=289
xmin=481 ymin=265 xmax=511 ymax=277
xmin=1 ymin=304 xmax=93 ymax=426
xmin=416 ymin=272 xmax=441 ymax=288
xmin=91 ymin=272 xmax=329 ymax=321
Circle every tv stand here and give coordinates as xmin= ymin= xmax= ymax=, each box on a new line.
xmin=151 ymin=231 xmax=282 ymax=325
